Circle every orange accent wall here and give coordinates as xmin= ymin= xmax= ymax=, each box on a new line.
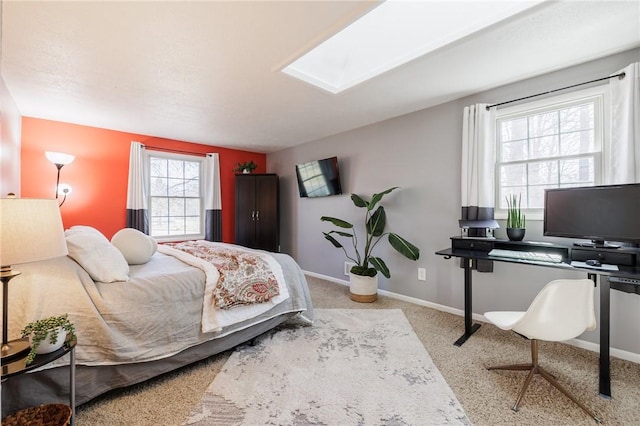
xmin=20 ymin=117 xmax=266 ymax=240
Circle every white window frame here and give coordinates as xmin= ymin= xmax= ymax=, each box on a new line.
xmin=495 ymin=85 xmax=610 ymax=221
xmin=146 ymin=151 xmax=205 ymax=242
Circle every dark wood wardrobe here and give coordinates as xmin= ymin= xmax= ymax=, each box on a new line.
xmin=234 ymin=174 xmax=279 ymax=252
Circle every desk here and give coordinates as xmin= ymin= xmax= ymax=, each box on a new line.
xmin=436 ymin=239 xmax=640 ymax=399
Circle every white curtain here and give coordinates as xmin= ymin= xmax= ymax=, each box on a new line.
xmin=606 ymin=62 xmax=640 ymax=184
xmin=126 ymin=141 xmax=149 ymax=233
xmin=204 ymin=153 xmax=222 ymax=241
xmin=461 ymin=104 xmax=496 ymax=223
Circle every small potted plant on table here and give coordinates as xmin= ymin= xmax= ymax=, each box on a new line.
xmin=21 ymin=314 xmax=76 ymax=365
xmin=506 ymin=194 xmax=526 ymax=241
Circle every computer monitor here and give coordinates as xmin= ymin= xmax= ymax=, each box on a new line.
xmin=543 ymin=183 xmax=640 ymax=248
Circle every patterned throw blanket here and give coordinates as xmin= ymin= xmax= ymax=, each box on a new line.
xmin=165 ymin=241 xmax=280 ymax=309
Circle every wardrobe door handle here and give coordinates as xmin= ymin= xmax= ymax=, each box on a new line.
xmin=255 ymin=211 xmax=260 ymax=221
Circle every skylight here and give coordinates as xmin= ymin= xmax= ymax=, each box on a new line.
xmin=282 ymin=0 xmax=546 ymax=94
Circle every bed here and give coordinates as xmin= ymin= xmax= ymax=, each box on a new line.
xmin=2 ymin=227 xmax=314 ymax=416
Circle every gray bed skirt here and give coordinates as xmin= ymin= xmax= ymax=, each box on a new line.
xmin=2 ymin=312 xmax=301 ymax=417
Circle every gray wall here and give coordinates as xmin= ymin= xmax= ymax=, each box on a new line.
xmin=268 ymin=48 xmax=640 ymax=356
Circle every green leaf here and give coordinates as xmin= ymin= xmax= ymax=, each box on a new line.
xmin=323 ymin=233 xmax=344 ymax=249
xmin=366 ymin=206 xmax=386 ymax=236
xmin=388 ymin=233 xmax=420 ymax=261
xmin=351 ymin=265 xmax=377 ymax=277
xmin=331 ymin=230 xmax=353 ymax=238
xmin=369 ymin=187 xmax=398 ymax=210
xmin=351 ymin=194 xmax=368 ymax=208
xmin=320 ymin=216 xmax=353 ymax=229
xmin=370 ymin=256 xmax=390 ymax=278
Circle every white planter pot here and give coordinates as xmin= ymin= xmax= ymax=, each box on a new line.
xmin=349 ymin=273 xmax=378 ymax=303
xmin=31 ymin=327 xmax=67 ymax=354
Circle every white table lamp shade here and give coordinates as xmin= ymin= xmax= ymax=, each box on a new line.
xmin=0 ymin=198 xmax=68 ymax=267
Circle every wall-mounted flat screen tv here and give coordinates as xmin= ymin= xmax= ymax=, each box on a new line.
xmin=295 ymin=156 xmax=343 ymax=198
xmin=543 ymin=183 xmax=640 ymax=247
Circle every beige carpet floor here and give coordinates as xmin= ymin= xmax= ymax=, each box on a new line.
xmin=76 ymin=276 xmax=640 ymax=425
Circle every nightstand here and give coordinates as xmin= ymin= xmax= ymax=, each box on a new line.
xmin=2 ymin=335 xmax=77 ymax=425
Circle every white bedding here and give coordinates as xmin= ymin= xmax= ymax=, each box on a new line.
xmin=8 ymin=242 xmax=312 ymax=369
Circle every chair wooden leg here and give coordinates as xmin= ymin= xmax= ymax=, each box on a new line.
xmin=487 ymin=364 xmax=533 ymax=371
xmin=487 ymin=363 xmax=532 ymax=371
xmin=512 ymin=366 xmax=537 ymax=411
xmin=488 ymin=339 xmax=601 ymax=423
xmin=537 ymin=366 xmax=602 ymax=423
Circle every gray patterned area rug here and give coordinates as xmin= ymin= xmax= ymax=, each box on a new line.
xmin=183 ymin=309 xmax=471 ymax=425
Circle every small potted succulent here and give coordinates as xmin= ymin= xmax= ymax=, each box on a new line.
xmin=505 ymin=193 xmax=526 ymax=241
xmin=233 ymin=161 xmax=258 ymax=174
xmin=21 ymin=314 xmax=76 ymax=364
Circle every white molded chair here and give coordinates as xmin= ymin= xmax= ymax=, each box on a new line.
xmin=484 ymin=278 xmax=601 ymax=423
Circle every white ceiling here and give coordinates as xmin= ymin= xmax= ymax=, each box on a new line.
xmin=2 ymin=1 xmax=639 ymax=153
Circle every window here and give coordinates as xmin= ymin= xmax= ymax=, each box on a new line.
xmin=147 ymin=152 xmax=204 ymax=241
xmin=496 ymin=86 xmax=607 ymax=219
xmin=282 ymin=0 xmax=542 ymax=93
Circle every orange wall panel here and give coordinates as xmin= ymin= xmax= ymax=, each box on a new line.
xmin=20 ymin=117 xmax=266 ymax=240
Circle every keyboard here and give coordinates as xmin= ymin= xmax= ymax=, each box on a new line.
xmin=488 ymin=248 xmax=563 ymax=263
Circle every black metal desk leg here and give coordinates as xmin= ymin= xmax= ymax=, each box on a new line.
xmin=599 ymin=275 xmax=611 ymax=399
xmin=454 ymin=258 xmax=481 ymax=346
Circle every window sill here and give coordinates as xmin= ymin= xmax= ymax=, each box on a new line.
xmin=495 ymin=212 xmax=543 ymax=221
xmin=155 ymin=235 xmax=205 ymax=243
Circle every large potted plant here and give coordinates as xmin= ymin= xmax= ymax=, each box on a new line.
xmin=321 ymin=187 xmax=420 ymax=302
xmin=505 ymin=193 xmax=526 ymax=241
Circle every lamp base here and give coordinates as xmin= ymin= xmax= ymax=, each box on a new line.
xmin=2 ymin=269 xmax=27 ymax=363
xmin=1 ymin=338 xmax=31 ymax=362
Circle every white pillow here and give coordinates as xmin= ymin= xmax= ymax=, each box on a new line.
xmin=111 ymin=228 xmax=155 ymax=265
xmin=149 ymin=236 xmax=158 ymax=254
xmin=65 ymin=227 xmax=129 ymax=282
xmin=68 ymin=225 xmax=105 ymax=237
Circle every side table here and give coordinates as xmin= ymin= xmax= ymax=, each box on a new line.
xmin=1 ymin=336 xmax=76 ymax=425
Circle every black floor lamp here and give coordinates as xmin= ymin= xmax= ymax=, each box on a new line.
xmin=45 ymin=151 xmax=75 ymax=206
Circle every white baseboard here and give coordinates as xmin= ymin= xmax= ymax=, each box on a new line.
xmin=303 ymin=270 xmax=640 ymax=364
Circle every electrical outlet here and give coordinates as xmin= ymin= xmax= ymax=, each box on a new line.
xmin=418 ymin=267 xmax=426 ymax=281
xmin=344 ymin=261 xmax=356 ymax=276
